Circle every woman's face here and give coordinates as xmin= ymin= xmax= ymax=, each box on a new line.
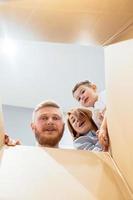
xmin=68 ymin=110 xmax=92 ymax=135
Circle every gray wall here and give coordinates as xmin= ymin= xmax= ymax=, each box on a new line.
xmin=3 ymin=105 xmax=35 ymax=146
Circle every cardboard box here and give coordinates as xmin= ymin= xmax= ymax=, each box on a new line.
xmin=0 ymin=39 xmax=132 ymax=199
xmin=0 ymin=0 xmax=132 ymax=44
xmin=0 ymin=1 xmax=133 ymax=199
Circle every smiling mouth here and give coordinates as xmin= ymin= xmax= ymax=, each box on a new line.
xmin=44 ymin=127 xmax=56 ymax=131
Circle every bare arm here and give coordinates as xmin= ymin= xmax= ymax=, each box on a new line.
xmin=97 ymin=113 xmax=109 ymax=151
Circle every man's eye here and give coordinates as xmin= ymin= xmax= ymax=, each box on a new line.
xmin=53 ymin=116 xmax=60 ymax=120
xmin=78 ymin=97 xmax=81 ymax=102
xmin=41 ymin=117 xmax=47 ymax=120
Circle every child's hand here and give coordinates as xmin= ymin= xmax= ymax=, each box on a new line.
xmin=97 ymin=128 xmax=109 ymax=151
xmin=98 ymin=108 xmax=106 ymax=122
xmin=4 ymin=134 xmax=21 ymax=146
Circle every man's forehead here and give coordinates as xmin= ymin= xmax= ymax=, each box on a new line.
xmin=37 ymin=106 xmax=62 ymax=117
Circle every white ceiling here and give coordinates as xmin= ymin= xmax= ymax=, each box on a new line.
xmin=0 ymin=40 xmax=105 ymax=111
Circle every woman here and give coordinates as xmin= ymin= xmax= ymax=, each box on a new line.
xmin=67 ymin=108 xmax=103 ymax=151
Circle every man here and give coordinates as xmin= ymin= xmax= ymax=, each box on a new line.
xmin=31 ymin=101 xmax=65 ymax=148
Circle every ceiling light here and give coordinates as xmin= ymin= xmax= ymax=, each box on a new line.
xmin=1 ymin=38 xmax=17 ymax=58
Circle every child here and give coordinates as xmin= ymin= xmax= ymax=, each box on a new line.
xmin=72 ymin=80 xmax=109 ymax=151
xmin=67 ymin=108 xmax=103 ymax=151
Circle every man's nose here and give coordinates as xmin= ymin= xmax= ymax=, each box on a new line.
xmin=47 ymin=118 xmax=54 ymax=124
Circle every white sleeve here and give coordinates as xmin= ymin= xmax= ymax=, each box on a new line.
xmin=100 ymin=90 xmax=106 ymax=106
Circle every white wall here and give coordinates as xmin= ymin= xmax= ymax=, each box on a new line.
xmin=0 ymin=40 xmax=105 ymax=111
xmin=0 ymin=41 xmax=105 ymax=147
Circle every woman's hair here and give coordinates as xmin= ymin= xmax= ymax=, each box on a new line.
xmin=67 ymin=107 xmax=97 ymax=140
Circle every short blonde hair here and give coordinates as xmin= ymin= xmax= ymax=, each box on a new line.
xmin=72 ymin=80 xmax=92 ymax=95
xmin=32 ymin=100 xmax=60 ymax=122
xmin=67 ymin=107 xmax=97 ymax=139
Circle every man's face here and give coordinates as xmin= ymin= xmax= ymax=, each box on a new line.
xmin=31 ymin=107 xmax=64 ymax=147
xmin=73 ymin=85 xmax=98 ymax=107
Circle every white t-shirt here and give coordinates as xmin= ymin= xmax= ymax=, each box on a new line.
xmin=92 ymin=90 xmax=106 ymax=128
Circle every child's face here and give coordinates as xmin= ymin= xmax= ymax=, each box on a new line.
xmin=73 ymin=85 xmax=98 ymax=107
xmin=68 ymin=111 xmax=92 ymax=135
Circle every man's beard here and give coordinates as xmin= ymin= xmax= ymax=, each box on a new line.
xmin=34 ymin=127 xmax=64 ymax=147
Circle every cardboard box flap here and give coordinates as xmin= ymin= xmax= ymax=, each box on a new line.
xmin=104 ymin=24 xmax=133 ymax=45
xmin=0 ymin=146 xmax=131 ymax=200
xmin=0 ymin=102 xmax=4 ymax=148
xmin=0 ymin=0 xmax=132 ymax=45
xmin=105 ymin=39 xmax=133 ymax=195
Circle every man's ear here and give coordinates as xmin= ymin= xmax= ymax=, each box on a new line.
xmin=31 ymin=123 xmax=35 ymax=132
